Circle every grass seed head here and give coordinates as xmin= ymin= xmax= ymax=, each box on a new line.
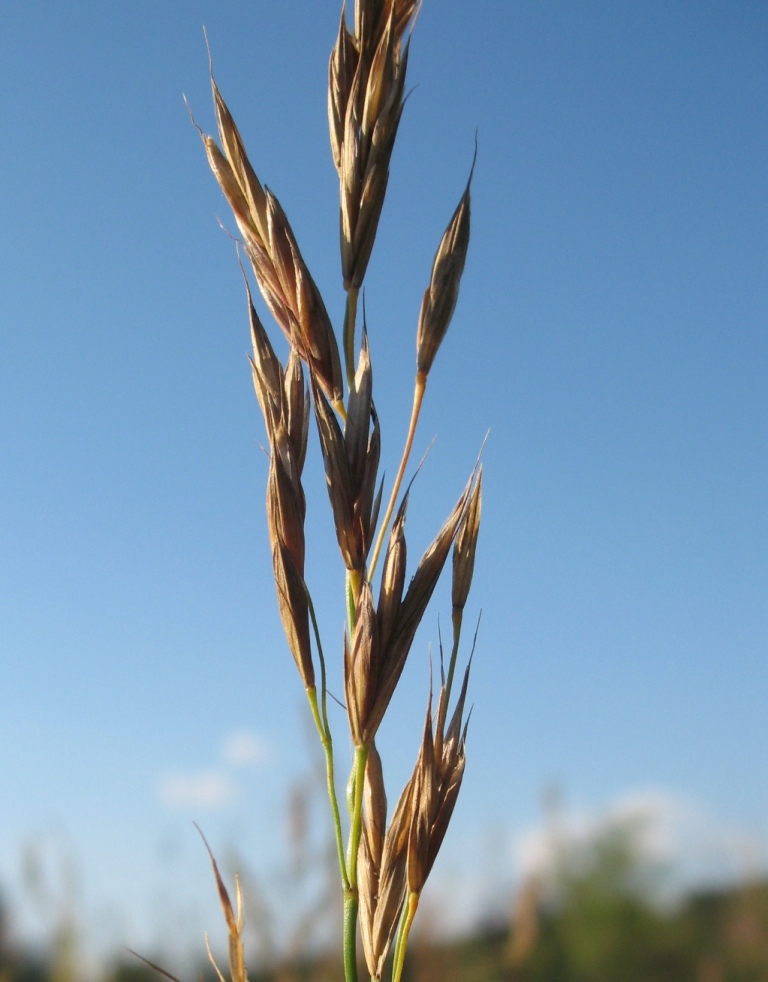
xmin=264 ymin=191 xmax=344 ymax=405
xmin=204 ymin=80 xmax=343 ymax=406
xmin=423 ymin=748 xmax=465 ymax=886
xmin=266 ymin=431 xmax=306 ymax=568
xmin=406 ymin=697 xmax=438 ymax=894
xmin=197 ymin=826 xmax=248 ymax=982
xmin=344 ymin=581 xmax=381 ymax=745
xmin=358 ymin=743 xmax=389 ymax=976
xmin=283 ymin=348 xmax=310 ymax=475
xmin=361 ymin=9 xmax=396 ymax=143
xmin=199 ymin=6 xmax=481 ymax=970
xmin=363 ymin=742 xmax=388 ymax=862
xmin=333 ymin=0 xmax=414 ymax=289
xmin=345 ymin=332 xmax=374 ymax=493
xmin=247 ymin=284 xmax=284 ymax=438
xmin=358 ymin=830 xmax=379 ymax=978
xmin=405 ymin=669 xmax=470 ymax=895
xmin=204 ymin=136 xmax=255 ymax=235
xmin=313 ymin=383 xmax=358 ymax=570
xmin=361 ymin=771 xmax=413 ymax=979
xmin=271 ymin=540 xmax=314 ymax=689
xmin=210 ymin=73 xmax=268 ymax=242
xmin=313 ymin=346 xmax=380 ymax=574
xmin=265 ymin=429 xmax=313 ymax=688
xmin=341 ymin=48 xmax=408 ymax=290
xmin=416 ymin=154 xmax=475 ymax=376
xmin=376 ymin=500 xmax=408 ymax=653
xmin=329 ymin=4 xmax=359 ymax=173
xmin=442 ymin=661 xmax=471 ymax=778
xmin=452 ymin=467 xmax=482 ymax=612
xmin=367 ymin=473 xmax=473 ymax=734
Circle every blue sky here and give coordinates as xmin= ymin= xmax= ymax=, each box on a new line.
xmin=1 ymin=0 xmax=766 ymax=965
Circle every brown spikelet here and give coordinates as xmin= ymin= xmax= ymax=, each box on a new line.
xmin=391 ymin=0 xmax=421 ymax=44
xmin=210 ymin=74 xmax=269 ymax=242
xmin=313 ymin=339 xmax=380 ymax=575
xmin=452 ymin=467 xmax=482 ymax=613
xmin=359 ymin=765 xmax=413 ymax=980
xmin=403 ymin=664 xmax=471 ymax=896
xmin=313 ymin=382 xmax=358 ymax=569
xmin=426 ymin=663 xmax=470 ymax=879
xmin=196 ymin=826 xmax=247 ymax=982
xmin=244 ymin=266 xmax=314 ymax=690
xmin=345 ymin=332 xmax=374 ymax=493
xmin=358 ymin=831 xmax=379 ymax=978
xmin=204 ymin=137 xmax=255 ymax=235
xmin=376 ymin=499 xmax=407 ymax=653
xmin=358 ymin=744 xmax=389 ymax=976
xmin=329 ymin=4 xmax=360 ymax=173
xmin=283 ymin=347 xmax=310 ymax=474
xmin=272 ymin=540 xmax=314 ymax=689
xmin=366 ymin=472 xmax=474 ymax=737
xmin=267 ymin=429 xmax=305 ymax=570
xmin=246 ymin=279 xmax=283 ymax=435
xmin=331 ymin=0 xmax=417 ymax=290
xmin=416 ymin=150 xmax=475 ymax=376
xmin=362 ymin=9 xmax=396 ymax=143
xmin=265 ymin=417 xmax=313 ymax=688
xmin=344 ymin=581 xmax=380 ymax=745
xmin=263 ymin=190 xmax=344 ymax=405
xmin=347 ymin=334 xmax=382 ymax=563
xmin=363 ymin=742 xmax=387 ymax=862
xmin=202 ymin=72 xmax=343 ymax=406
xmin=406 ymin=696 xmax=438 ymax=894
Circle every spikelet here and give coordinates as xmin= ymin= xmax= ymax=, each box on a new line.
xmin=404 ymin=662 xmax=471 ymax=897
xmin=452 ymin=467 xmax=482 ymax=614
xmin=344 ymin=582 xmax=381 ymax=746
xmin=364 ymin=471 xmax=475 ymax=740
xmin=313 ymin=332 xmax=381 ymax=576
xmin=416 ymin=151 xmax=475 ymax=376
xmin=198 ymin=827 xmax=248 ymax=982
xmin=329 ymin=1 xmax=419 ymax=290
xmin=243 ymin=272 xmax=315 ymax=689
xmin=341 ymin=471 xmax=474 ymax=748
xmin=359 ymin=747 xmax=413 ymax=980
xmin=203 ymin=73 xmax=343 ymax=407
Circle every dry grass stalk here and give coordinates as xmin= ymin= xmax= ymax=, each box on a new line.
xmin=185 ymin=5 xmax=484 ymax=982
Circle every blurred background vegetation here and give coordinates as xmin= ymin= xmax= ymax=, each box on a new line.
xmin=2 ymin=809 xmax=766 ymax=982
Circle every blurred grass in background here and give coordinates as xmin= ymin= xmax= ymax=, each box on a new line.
xmin=2 ymin=810 xmax=766 ymax=982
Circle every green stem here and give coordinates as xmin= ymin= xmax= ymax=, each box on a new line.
xmin=391 ymin=892 xmax=419 ymax=982
xmin=346 ymin=745 xmax=369 ymax=881
xmin=343 ymin=287 xmax=359 ymax=391
xmin=306 ymin=687 xmax=349 ymax=892
xmin=343 ymin=893 xmax=359 ymax=982
xmin=342 ymin=744 xmax=370 ymax=982
xmin=306 ymin=589 xmax=348 ymax=888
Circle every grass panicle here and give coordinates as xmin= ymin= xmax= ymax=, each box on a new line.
xmin=158 ymin=5 xmax=486 ymax=982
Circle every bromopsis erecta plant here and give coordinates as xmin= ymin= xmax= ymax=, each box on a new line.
xmin=186 ymin=4 xmax=482 ymax=982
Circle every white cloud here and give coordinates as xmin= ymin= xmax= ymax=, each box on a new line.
xmin=158 ymin=770 xmax=234 ymax=809
xmin=156 ymin=731 xmax=269 ymax=811
xmin=222 ymin=730 xmax=270 ymax=768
